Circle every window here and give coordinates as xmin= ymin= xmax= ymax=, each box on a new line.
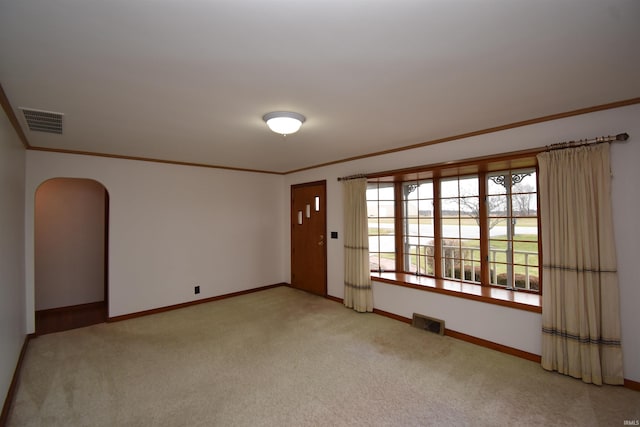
xmin=367 ymin=157 xmax=540 ymax=293
xmin=403 ymin=180 xmax=435 ymax=276
xmin=367 ymin=182 xmax=395 ymax=272
xmin=487 ymin=170 xmax=539 ymax=290
xmin=439 ymin=175 xmax=481 ymax=282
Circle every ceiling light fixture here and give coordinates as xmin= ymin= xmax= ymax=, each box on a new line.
xmin=263 ymin=111 xmax=306 ymax=136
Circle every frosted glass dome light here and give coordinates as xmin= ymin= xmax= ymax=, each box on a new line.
xmin=263 ymin=111 xmax=306 ymax=136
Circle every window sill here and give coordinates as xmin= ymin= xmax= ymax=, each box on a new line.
xmin=371 ymin=272 xmax=541 ymax=313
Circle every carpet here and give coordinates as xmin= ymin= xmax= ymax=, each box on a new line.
xmin=7 ymin=286 xmax=640 ymax=426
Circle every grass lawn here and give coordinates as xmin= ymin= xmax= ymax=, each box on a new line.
xmin=370 ymin=216 xmax=538 ymax=233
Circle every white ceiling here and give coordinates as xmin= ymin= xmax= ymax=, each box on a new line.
xmin=1 ymin=0 xmax=639 ymax=173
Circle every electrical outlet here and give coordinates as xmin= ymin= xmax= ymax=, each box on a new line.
xmin=194 ymin=285 xmax=200 ymax=294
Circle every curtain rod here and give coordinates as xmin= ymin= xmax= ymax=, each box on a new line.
xmin=337 ymin=173 xmax=368 ymax=182
xmin=338 ymin=132 xmax=629 ymax=181
xmin=546 ymin=132 xmax=629 ymax=151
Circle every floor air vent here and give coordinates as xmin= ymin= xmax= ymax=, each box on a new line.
xmin=412 ymin=313 xmax=445 ymax=335
xmin=19 ymin=108 xmax=64 ymax=134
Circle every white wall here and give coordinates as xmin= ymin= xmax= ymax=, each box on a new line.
xmin=284 ymin=103 xmax=640 ymax=382
xmin=25 ymin=152 xmax=286 ymax=327
xmin=20 ymin=103 xmax=640 ymax=384
xmin=35 ymin=178 xmax=106 ymax=310
xmin=0 ymin=109 xmax=26 ymax=405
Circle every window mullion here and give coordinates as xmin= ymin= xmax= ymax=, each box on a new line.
xmin=433 ymin=177 xmax=442 ymax=278
xmin=479 ymin=171 xmax=490 ymax=285
xmin=394 ymin=181 xmax=404 ymax=272
xmin=505 ymin=172 xmax=514 ymax=289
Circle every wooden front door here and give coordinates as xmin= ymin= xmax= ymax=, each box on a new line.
xmin=291 ymin=181 xmax=327 ymax=296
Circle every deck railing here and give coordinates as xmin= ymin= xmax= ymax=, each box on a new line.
xmin=407 ymin=244 xmax=539 ymax=291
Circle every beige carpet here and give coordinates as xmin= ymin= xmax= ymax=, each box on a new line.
xmin=7 ymin=286 xmax=640 ymax=426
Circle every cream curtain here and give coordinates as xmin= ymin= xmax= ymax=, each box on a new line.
xmin=343 ymin=177 xmax=373 ymax=312
xmin=537 ymin=144 xmax=623 ymax=385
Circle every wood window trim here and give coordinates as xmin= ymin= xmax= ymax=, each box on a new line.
xmin=393 ymin=182 xmax=403 ymax=272
xmin=368 ymin=151 xmax=542 ymax=297
xmin=371 ymin=272 xmax=541 ymax=313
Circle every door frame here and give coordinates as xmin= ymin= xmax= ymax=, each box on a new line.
xmin=33 ymin=178 xmax=109 ymax=334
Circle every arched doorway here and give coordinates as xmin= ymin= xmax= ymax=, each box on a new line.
xmin=34 ymin=178 xmax=109 ymax=335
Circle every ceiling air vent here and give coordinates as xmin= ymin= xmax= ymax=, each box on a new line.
xmin=19 ymin=108 xmax=64 ymax=134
